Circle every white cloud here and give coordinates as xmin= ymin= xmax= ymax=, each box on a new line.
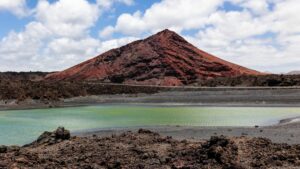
xmin=243 ymin=0 xmax=269 ymax=14
xmin=0 ymin=22 xmax=50 ymax=70
xmin=0 ymin=0 xmax=29 ymax=17
xmin=97 ymin=0 xmax=134 ymax=9
xmin=99 ymin=26 xmax=115 ymax=38
xmin=109 ymin=0 xmax=224 ymax=36
xmin=0 ymin=0 xmax=137 ymax=71
xmin=21 ymin=36 xmax=138 ymax=71
xmin=198 ymin=11 xmax=269 ymax=43
xmin=47 ymin=38 xmax=100 ymax=57
xmin=40 ymin=37 xmax=101 ymax=70
xmin=228 ymin=0 xmax=270 ymax=15
xmin=35 ymin=0 xmax=100 ymax=38
xmin=99 ymin=36 xmax=137 ymax=53
xmin=0 ymin=22 xmax=49 ymax=61
xmin=269 ymin=0 xmax=300 ymax=35
xmin=0 ymin=28 xmax=137 ymax=71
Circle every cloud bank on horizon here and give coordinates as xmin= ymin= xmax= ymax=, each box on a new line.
xmin=0 ymin=0 xmax=299 ymax=73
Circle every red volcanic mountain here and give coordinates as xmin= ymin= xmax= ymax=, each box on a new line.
xmin=46 ymin=29 xmax=263 ymax=86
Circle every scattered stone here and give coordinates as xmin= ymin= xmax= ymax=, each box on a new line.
xmin=55 ymin=127 xmax=71 ymax=140
xmin=138 ymin=128 xmax=151 ymax=134
xmin=241 ymin=132 xmax=248 ymax=136
xmin=7 ymin=145 xmax=20 ymax=152
xmin=138 ymin=129 xmax=156 ymax=135
xmin=0 ymin=145 xmax=7 ymax=153
xmin=15 ymin=157 xmax=28 ymax=164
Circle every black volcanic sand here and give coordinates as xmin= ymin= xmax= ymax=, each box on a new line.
xmin=1 ymin=128 xmax=300 ymax=169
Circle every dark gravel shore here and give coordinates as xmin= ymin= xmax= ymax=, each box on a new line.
xmin=76 ymin=120 xmax=300 ymax=145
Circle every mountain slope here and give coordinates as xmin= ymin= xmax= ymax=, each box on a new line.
xmin=46 ymin=29 xmax=263 ymax=86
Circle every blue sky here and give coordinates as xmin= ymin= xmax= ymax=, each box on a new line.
xmin=0 ymin=0 xmax=299 ymax=73
xmin=0 ymin=0 xmax=160 ymax=39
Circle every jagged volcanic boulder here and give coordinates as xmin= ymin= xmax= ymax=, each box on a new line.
xmin=0 ymin=146 xmax=7 ymax=154
xmin=46 ymin=29 xmax=263 ymax=86
xmin=29 ymin=127 xmax=71 ymax=146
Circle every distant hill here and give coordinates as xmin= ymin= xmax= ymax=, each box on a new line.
xmin=287 ymin=71 xmax=300 ymax=75
xmin=46 ymin=29 xmax=263 ymax=86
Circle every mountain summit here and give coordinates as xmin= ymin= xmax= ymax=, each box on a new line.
xmin=46 ymin=29 xmax=263 ymax=86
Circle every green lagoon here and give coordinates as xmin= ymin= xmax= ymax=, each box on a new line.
xmin=1 ymin=105 xmax=300 ymax=145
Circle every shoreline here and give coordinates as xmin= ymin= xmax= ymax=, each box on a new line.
xmin=2 ymin=87 xmax=300 ymax=110
xmin=4 ymin=102 xmax=300 ymax=111
xmin=2 ymin=90 xmax=300 ymax=111
xmin=73 ymin=119 xmax=300 ymax=145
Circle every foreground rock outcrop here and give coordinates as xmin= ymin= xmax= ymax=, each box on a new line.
xmin=1 ymin=128 xmax=300 ymax=168
xmin=28 ymin=127 xmax=70 ymax=146
xmin=46 ymin=29 xmax=263 ymax=86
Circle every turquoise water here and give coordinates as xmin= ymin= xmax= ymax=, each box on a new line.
xmin=1 ymin=105 xmax=300 ymax=145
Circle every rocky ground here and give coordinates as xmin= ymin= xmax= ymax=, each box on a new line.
xmin=1 ymin=127 xmax=300 ymax=169
xmin=2 ymin=71 xmax=300 ymax=103
xmin=0 ymin=79 xmax=162 ymax=101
